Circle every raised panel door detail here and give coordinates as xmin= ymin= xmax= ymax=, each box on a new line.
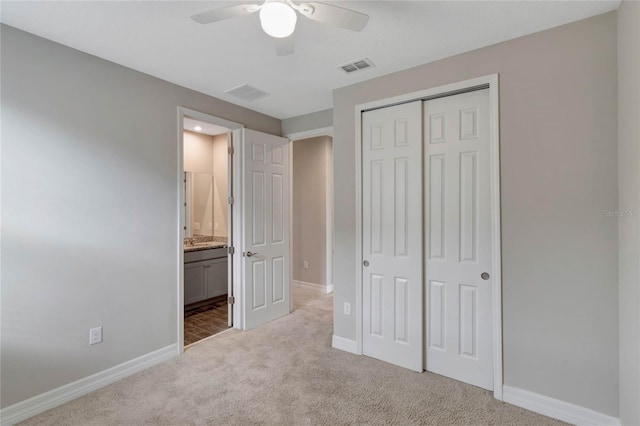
xmin=394 ymin=158 xmax=408 ymax=257
xmin=394 ymin=119 xmax=409 ymax=147
xmin=252 ymin=260 xmax=266 ymax=310
xmin=272 ymin=173 xmax=284 ymax=244
xmin=363 ymin=100 xmax=422 ymax=372
xmin=459 ymin=284 xmax=477 ymax=358
xmin=272 ymin=146 xmax=284 ymax=165
xmin=252 ymin=171 xmax=266 ymax=246
xmin=394 ymin=278 xmax=409 ymax=343
xmin=429 ymin=113 xmax=446 ymax=144
xmin=252 ymin=143 xmax=266 ymax=162
xmin=429 ymin=155 xmax=446 ymax=260
xmin=243 ymin=129 xmax=290 ymax=331
xmin=370 ymin=160 xmax=384 ymax=255
xmin=370 ymin=274 xmax=384 ymax=337
xmin=272 ymin=256 xmax=284 ymax=303
xmin=424 ymin=89 xmax=493 ymax=390
xmin=459 ymin=152 xmax=478 ymax=263
xmin=371 ymin=124 xmax=383 ymax=150
xmin=429 ymin=280 xmax=446 ymax=350
xmin=460 ymin=107 xmax=479 ymax=140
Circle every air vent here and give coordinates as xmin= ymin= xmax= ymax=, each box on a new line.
xmin=339 ymin=58 xmax=375 ymax=74
xmin=224 ymin=84 xmax=270 ymax=102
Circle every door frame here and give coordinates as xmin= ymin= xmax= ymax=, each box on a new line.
xmin=353 ymin=74 xmax=503 ymax=400
xmin=177 ymin=107 xmax=245 ymax=352
xmin=284 ymin=127 xmax=335 ymax=297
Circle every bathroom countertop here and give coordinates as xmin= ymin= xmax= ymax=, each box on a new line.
xmin=183 ymin=243 xmax=227 ymax=253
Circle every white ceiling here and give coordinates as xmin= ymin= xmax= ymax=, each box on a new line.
xmin=184 ymin=117 xmax=230 ymax=136
xmin=1 ymin=1 xmax=619 ymax=119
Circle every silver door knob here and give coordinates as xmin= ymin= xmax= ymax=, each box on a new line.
xmin=363 ymin=260 xmax=370 ymax=267
xmin=245 ymin=251 xmax=258 ymax=257
xmin=481 ymin=272 xmax=490 ymax=280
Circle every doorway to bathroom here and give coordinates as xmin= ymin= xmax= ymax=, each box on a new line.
xmin=181 ymin=114 xmax=234 ymax=347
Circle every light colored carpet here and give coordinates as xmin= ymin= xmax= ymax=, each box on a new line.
xmin=21 ymin=284 xmax=563 ymax=425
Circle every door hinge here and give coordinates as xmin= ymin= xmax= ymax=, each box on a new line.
xmin=228 ymin=296 xmax=235 ymax=304
xmin=228 ymin=146 xmax=235 ymax=156
xmin=228 ymin=196 xmax=234 ymax=205
xmin=228 ymin=246 xmax=235 ymax=255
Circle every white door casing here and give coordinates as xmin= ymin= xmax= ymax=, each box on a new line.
xmin=424 ymin=89 xmax=494 ymax=390
xmin=362 ymin=101 xmax=423 ymax=372
xmin=242 ymin=129 xmax=291 ymax=330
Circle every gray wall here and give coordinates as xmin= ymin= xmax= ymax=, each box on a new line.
xmin=617 ymin=2 xmax=640 ymax=424
xmin=0 ymin=25 xmax=280 ymax=408
xmin=292 ymin=136 xmax=331 ymax=285
xmin=282 ymin=109 xmax=333 ymax=136
xmin=332 ymin=12 xmax=619 ymax=416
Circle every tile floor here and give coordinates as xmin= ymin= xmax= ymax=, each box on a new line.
xmin=184 ymin=300 xmax=230 ymax=346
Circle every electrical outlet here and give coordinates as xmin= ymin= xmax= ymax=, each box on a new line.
xmin=194 ymin=222 xmax=201 ymax=231
xmin=214 ymin=222 xmax=219 ymax=231
xmin=303 ymin=260 xmax=309 ymax=269
xmin=89 ymin=326 xmax=102 ymax=345
xmin=344 ymin=303 xmax=351 ymax=315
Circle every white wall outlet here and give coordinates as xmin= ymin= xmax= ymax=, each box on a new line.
xmin=303 ymin=260 xmax=309 ymax=269
xmin=214 ymin=222 xmax=219 ymax=231
xmin=344 ymin=302 xmax=351 ymax=315
xmin=194 ymin=222 xmax=201 ymax=231
xmin=89 ymin=326 xmax=102 ymax=345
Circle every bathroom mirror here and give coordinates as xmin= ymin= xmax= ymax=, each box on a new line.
xmin=184 ymin=172 xmax=214 ymax=238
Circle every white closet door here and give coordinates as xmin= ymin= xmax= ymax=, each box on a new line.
xmin=242 ymin=129 xmax=290 ymax=330
xmin=362 ymin=101 xmax=423 ymax=372
xmin=424 ymin=89 xmax=493 ymax=389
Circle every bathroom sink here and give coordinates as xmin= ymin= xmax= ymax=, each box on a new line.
xmin=184 ymin=241 xmax=227 ymax=252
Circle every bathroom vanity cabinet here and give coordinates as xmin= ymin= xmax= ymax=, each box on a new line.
xmin=184 ymin=248 xmax=228 ymax=306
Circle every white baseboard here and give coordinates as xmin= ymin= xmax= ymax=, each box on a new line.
xmin=332 ymin=335 xmax=359 ymax=354
xmin=502 ymin=385 xmax=620 ymax=426
xmin=0 ymin=343 xmax=179 ymax=426
xmin=326 ymin=284 xmax=334 ymax=294
xmin=293 ymin=280 xmax=324 ymax=289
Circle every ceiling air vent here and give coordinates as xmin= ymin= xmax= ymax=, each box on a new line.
xmin=224 ymin=84 xmax=270 ymax=102
xmin=339 ymin=58 xmax=375 ymax=74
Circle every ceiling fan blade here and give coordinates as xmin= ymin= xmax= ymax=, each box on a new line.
xmin=191 ymin=3 xmax=261 ymax=25
xmin=275 ymin=35 xmax=295 ymax=56
xmin=298 ymin=2 xmax=369 ymax=31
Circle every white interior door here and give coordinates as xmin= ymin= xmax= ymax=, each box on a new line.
xmin=362 ymin=101 xmax=423 ymax=372
xmin=227 ymin=131 xmax=233 ymax=328
xmin=424 ymin=89 xmax=493 ymax=389
xmin=242 ymin=129 xmax=290 ymax=330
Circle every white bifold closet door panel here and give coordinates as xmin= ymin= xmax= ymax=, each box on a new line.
xmin=424 ymin=89 xmax=493 ymax=390
xmin=362 ymin=101 xmax=423 ymax=372
xmin=242 ymin=129 xmax=290 ymax=330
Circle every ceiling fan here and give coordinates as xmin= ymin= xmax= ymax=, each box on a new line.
xmin=191 ymin=0 xmax=369 ymax=56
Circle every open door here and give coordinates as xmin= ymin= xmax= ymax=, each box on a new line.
xmin=227 ymin=131 xmax=234 ymax=328
xmin=242 ymin=129 xmax=290 ymax=330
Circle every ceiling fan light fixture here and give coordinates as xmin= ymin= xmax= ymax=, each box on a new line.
xmin=259 ymin=2 xmax=297 ymax=38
